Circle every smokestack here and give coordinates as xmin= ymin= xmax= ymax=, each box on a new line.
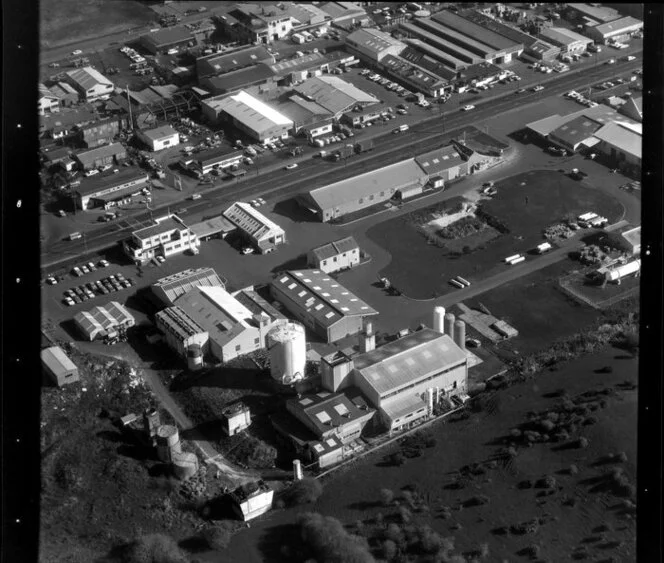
xmin=444 ymin=313 xmax=456 ymax=338
xmin=359 ymin=321 xmax=375 ymax=353
xmin=454 ymin=320 xmax=466 ymax=350
xmin=433 ymin=306 xmax=445 ymax=333
xmin=293 ymin=459 xmax=303 ymax=481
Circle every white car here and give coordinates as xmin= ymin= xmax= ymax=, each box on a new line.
xmin=98 ymin=259 xmax=110 ymax=268
xmin=257 ymin=197 xmax=266 ymax=206
xmin=156 ymin=256 xmax=166 ymax=264
xmin=46 ymin=276 xmax=58 ymax=285
xmin=462 ymin=105 xmax=475 ymax=111
xmin=532 ymin=85 xmax=545 ymax=92
xmin=71 ymin=49 xmax=83 ymax=56
xmin=285 ymin=163 xmax=298 ymax=170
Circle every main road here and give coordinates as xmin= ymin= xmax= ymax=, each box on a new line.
xmin=41 ymin=56 xmax=642 ymax=272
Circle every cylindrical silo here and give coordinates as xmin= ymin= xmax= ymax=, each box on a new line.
xmin=172 ymin=451 xmax=199 ymax=481
xmin=293 ymin=459 xmax=303 ymax=481
xmin=156 ymin=425 xmax=181 ymax=462
xmin=444 ymin=313 xmax=456 ymax=338
xmin=267 ymin=322 xmax=307 ymax=385
xmin=187 ymin=344 xmax=204 ymax=371
xmin=454 ymin=320 xmax=466 ymax=350
xmin=433 ymin=306 xmax=446 ymax=333
xmin=426 ymin=388 xmax=434 ymax=413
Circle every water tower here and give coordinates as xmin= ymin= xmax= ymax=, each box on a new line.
xmin=266 ymin=321 xmax=307 ymax=385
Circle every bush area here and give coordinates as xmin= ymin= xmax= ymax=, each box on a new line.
xmin=475 ymin=207 xmax=510 ymax=235
xmin=227 ymin=433 xmax=277 ymax=469
xmin=119 ymin=533 xmax=189 ymax=563
xmin=437 ymin=216 xmax=487 ymax=240
xmin=295 ymin=512 xmax=374 ymax=563
xmin=283 ymin=478 xmax=324 ymax=507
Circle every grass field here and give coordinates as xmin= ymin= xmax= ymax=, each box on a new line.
xmin=367 ymin=170 xmax=624 ymax=299
xmin=40 ymin=0 xmax=154 ymax=47
xmin=218 ymin=345 xmax=637 ymax=563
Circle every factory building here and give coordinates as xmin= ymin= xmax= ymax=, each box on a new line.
xmin=547 ymin=115 xmax=605 ymax=153
xmin=65 ymin=67 xmax=115 ymax=102
xmin=201 ymin=90 xmax=293 ymax=143
xmin=174 ymin=286 xmax=279 ymax=363
xmin=308 ymin=236 xmax=361 ymax=274
xmin=345 ymin=28 xmax=407 ymax=62
xmin=221 ymin=402 xmax=252 ymax=436
xmin=379 ymin=55 xmax=451 ymax=97
xmin=538 ymin=27 xmax=593 ymax=55
xmin=123 ymin=214 xmax=200 ymax=264
xmin=593 ymin=121 xmax=642 ymax=175
xmin=268 ymin=51 xmax=357 ymax=85
xmin=619 ymin=96 xmax=642 ymax=123
xmin=74 ymin=169 xmax=149 ymax=210
xmin=140 ymin=27 xmax=194 ymax=55
xmin=196 ymin=45 xmax=275 ymax=78
xmin=136 ymin=124 xmax=180 ymax=152
xmin=299 ymin=158 xmax=426 ymax=222
xmin=223 ymin=201 xmax=286 ymax=254
xmin=201 ymin=64 xmax=277 ymax=96
xmin=74 ymin=142 xmax=127 ymax=171
xmin=523 ymin=39 xmax=561 ymax=62
xmin=270 ymin=269 xmax=378 ymax=343
xmin=414 ymin=144 xmax=471 ymax=185
xmin=585 ymin=16 xmax=643 ymax=44
xmin=155 ymin=306 xmax=209 ymax=360
xmin=195 ymin=146 xmax=244 ymax=174
xmin=291 ymin=76 xmax=379 ymax=119
xmin=152 ymin=267 xmax=226 ymax=306
xmin=221 ymin=5 xmax=294 ymax=45
xmin=41 ymin=346 xmax=79 ymax=387
xmin=621 ymin=226 xmax=641 ymax=255
xmin=74 ymin=302 xmax=136 ymax=341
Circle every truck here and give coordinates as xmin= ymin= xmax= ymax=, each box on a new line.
xmin=354 ymin=139 xmax=374 ymax=153
xmin=393 ymin=124 xmax=409 ymax=133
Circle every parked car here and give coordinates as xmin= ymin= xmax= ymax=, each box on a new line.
xmin=46 ymin=276 xmax=58 ymax=285
xmin=284 ymin=163 xmax=298 ymax=170
xmin=98 ymin=259 xmax=110 ymax=268
xmin=462 ymin=105 xmax=475 ymax=111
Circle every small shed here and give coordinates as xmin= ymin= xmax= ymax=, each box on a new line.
xmin=41 ymin=346 xmax=79 ymax=387
xmin=221 ymin=402 xmax=251 ymax=436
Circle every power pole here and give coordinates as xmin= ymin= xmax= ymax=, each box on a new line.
xmin=126 ymin=85 xmax=133 ymax=130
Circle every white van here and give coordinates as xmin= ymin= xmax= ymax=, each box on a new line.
xmin=69 ymin=232 xmax=82 ymax=241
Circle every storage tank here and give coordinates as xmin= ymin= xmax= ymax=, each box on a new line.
xmin=444 ymin=313 xmax=456 ymax=338
xmin=267 ymin=322 xmax=307 ymax=385
xmin=156 ymin=425 xmax=181 ymax=462
xmin=172 ymin=451 xmax=199 ymax=481
xmin=454 ymin=320 xmax=466 ymax=350
xmin=293 ymin=459 xmax=303 ymax=481
xmin=187 ymin=343 xmax=204 ymax=371
xmin=426 ymin=388 xmax=434 ymax=413
xmin=433 ymin=306 xmax=446 ymax=333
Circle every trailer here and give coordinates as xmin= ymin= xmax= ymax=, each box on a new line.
xmin=508 ymin=256 xmax=525 ymax=265
xmin=536 ymin=242 xmax=553 ymax=254
xmin=504 ymin=254 xmax=521 ymax=264
xmin=450 ymin=279 xmax=465 ymax=289
xmin=456 ymin=276 xmax=471 ymax=287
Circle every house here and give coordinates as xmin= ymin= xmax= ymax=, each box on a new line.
xmin=123 ymin=214 xmax=200 ymax=264
xmin=155 ymin=306 xmax=209 ymax=360
xmin=195 ymin=146 xmax=244 ymax=174
xmin=201 ymin=64 xmax=277 ymax=96
xmin=39 ymin=83 xmax=61 ymax=115
xmin=65 ymin=67 xmax=115 ymax=102
xmin=137 ymin=124 xmax=180 ymax=151
xmin=345 ymin=28 xmax=407 ymax=62
xmin=270 ymin=269 xmax=378 ymax=343
xmin=221 ymin=402 xmax=252 ymax=436
xmin=75 ymin=169 xmax=149 ymax=210
xmin=151 ymin=267 xmax=227 ymax=306
xmin=308 ymin=236 xmax=360 ymax=273
xmin=41 ymin=346 xmax=79 ymax=387
xmin=74 ymin=302 xmax=135 ymax=341
xmin=201 ymin=90 xmax=293 ymax=143
xmin=174 ymin=285 xmax=279 ymax=363
xmin=229 ymin=481 xmax=273 ymax=521
xmin=223 ymin=201 xmax=286 ymax=254
xmin=140 ymin=27 xmax=194 ymax=55
xmin=73 ymin=142 xmax=127 ymax=171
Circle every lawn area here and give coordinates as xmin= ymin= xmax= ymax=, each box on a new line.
xmin=366 ymin=170 xmax=624 ymax=299
xmin=40 ymin=0 xmax=155 ymax=47
xmin=221 ymin=346 xmax=637 ymax=563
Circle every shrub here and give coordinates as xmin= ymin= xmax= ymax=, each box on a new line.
xmin=616 ymin=452 xmax=628 ymax=463
xmin=385 ymin=523 xmax=403 ymax=544
xmin=582 ymin=416 xmax=598 ymax=426
xmin=539 ymin=419 xmax=556 ymax=432
xmin=399 ymin=506 xmax=412 ymax=524
xmin=569 ymin=464 xmax=579 ymax=475
xmin=202 ymin=523 xmax=235 ymax=551
xmin=536 ymin=475 xmax=557 ymax=489
xmin=465 ymin=495 xmax=490 ymax=507
xmin=390 ymin=452 xmax=405 ymax=466
xmin=382 ymin=539 xmax=398 ymax=561
xmin=380 ymin=488 xmax=395 ymax=506
xmin=577 ymin=437 xmax=590 ymax=449
xmin=284 ymin=478 xmax=323 ymax=506
xmin=122 ymin=534 xmax=189 ymax=563
xmin=298 ymin=512 xmax=374 ymax=563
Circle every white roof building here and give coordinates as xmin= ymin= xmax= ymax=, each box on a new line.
xmin=137 ymin=124 xmax=180 ymax=151
xmin=74 ymin=302 xmax=135 ymax=341
xmin=41 ymin=346 xmax=79 ymax=387
xmin=345 ymin=28 xmax=407 ymax=61
xmin=152 ymin=267 xmax=226 ymax=306
xmin=223 ymin=202 xmax=286 ymax=253
xmin=65 ymin=67 xmax=115 ymax=101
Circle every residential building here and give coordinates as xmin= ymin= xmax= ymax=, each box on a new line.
xmin=137 ymin=124 xmax=180 ymax=151
xmin=345 ymin=28 xmax=407 ymax=62
xmin=174 ymin=285 xmax=278 ymax=363
xmin=230 ymin=481 xmax=273 ymax=521
xmin=124 ymin=214 xmax=200 ymax=264
xmin=196 ymin=45 xmax=275 ymax=78
xmin=152 ymin=267 xmax=226 ymax=306
xmin=74 ymin=302 xmax=135 ymax=341
xmin=299 ymin=158 xmax=426 ymax=222
xmin=41 ymin=346 xmax=79 ymax=387
xmin=221 ymin=402 xmax=252 ymax=436
xmin=221 ymin=4 xmax=294 ymax=45
xmin=585 ymin=16 xmax=643 ymax=44
xmin=155 ymin=306 xmax=209 ymax=359
xmin=291 ymin=76 xmax=379 ymax=118
xmin=140 ymin=27 xmax=194 ymax=55
xmin=308 ymin=236 xmax=360 ymax=273
xmin=65 ymin=67 xmax=115 ymax=102
xmin=270 ymin=269 xmax=378 ymax=343
xmin=77 ymin=117 xmax=123 ymax=148
xmin=201 ymin=90 xmax=293 ymax=142
xmin=268 ymin=51 xmax=356 ymax=84
xmin=75 ymin=169 xmax=149 ymax=210
xmin=39 ymin=83 xmax=61 ymax=115
xmin=195 ymin=146 xmax=244 ymax=174
xmin=539 ymin=27 xmax=593 ymax=55
xmin=223 ymin=201 xmax=286 ymax=254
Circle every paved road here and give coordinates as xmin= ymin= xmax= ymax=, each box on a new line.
xmin=41 ymin=56 xmax=641 ymax=273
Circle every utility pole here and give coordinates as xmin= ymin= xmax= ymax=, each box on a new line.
xmin=126 ymin=84 xmax=133 ymax=130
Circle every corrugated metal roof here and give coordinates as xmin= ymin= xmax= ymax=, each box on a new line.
xmin=74 ymin=302 xmax=134 ymax=339
xmin=75 ymin=169 xmax=148 ymax=197
xmin=209 ymin=90 xmax=293 ymax=133
xmin=196 ymin=146 xmax=244 ymax=168
xmin=593 ymin=122 xmax=641 ymax=159
xmin=156 ymin=306 xmax=207 ymax=339
xmin=189 ymin=216 xmax=237 ymax=239
xmin=415 ymin=145 xmax=464 ymax=175
xmin=232 ymin=288 xmax=286 ymax=322
xmin=41 ymin=346 xmax=78 ymax=376
xmin=594 ymin=16 xmax=643 ymax=35
xmin=66 ymin=67 xmax=113 ymax=91
xmin=354 ymin=329 xmax=466 ymax=396
xmin=153 ymin=267 xmax=225 ymax=304
xmin=223 ymin=202 xmax=284 ymax=242
xmin=307 ymin=158 xmax=425 ymax=211
xmin=198 ymin=45 xmax=273 ymax=76
xmin=346 ymin=28 xmax=405 ymax=53
xmin=381 ymin=393 xmax=427 ymax=421
xmin=271 ymin=269 xmax=377 ymax=329
xmin=142 ymin=26 xmax=193 ymax=48
xmin=432 ymin=10 xmax=519 ymax=51
xmin=540 ymin=26 xmax=593 ymax=46
xmin=293 ymin=76 xmax=378 ymax=116
xmin=550 ymin=115 xmax=603 ymax=147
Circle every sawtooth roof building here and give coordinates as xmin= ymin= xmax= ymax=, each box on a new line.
xmin=152 ymin=267 xmax=227 ymax=306
xmin=155 ymin=306 xmax=209 ymax=361
xmin=270 ymin=269 xmax=378 ymax=343
xmin=223 ymin=201 xmax=286 ymax=254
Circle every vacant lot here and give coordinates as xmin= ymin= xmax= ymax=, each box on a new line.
xmin=367 ymin=170 xmax=624 ymax=299
xmin=40 ymin=0 xmax=154 ymax=47
xmin=221 ymin=346 xmax=637 ymax=562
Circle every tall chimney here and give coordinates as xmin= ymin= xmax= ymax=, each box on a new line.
xmin=433 ymin=306 xmax=445 ymax=333
xmin=359 ymin=321 xmax=375 ymax=353
xmin=444 ymin=313 xmax=456 ymax=338
xmin=454 ymin=319 xmax=466 ymax=350
xmin=293 ymin=459 xmax=303 ymax=481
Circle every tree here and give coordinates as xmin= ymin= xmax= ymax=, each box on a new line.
xmin=122 ymin=534 xmax=189 ymax=563
xmin=380 ymin=488 xmax=395 ymax=506
xmin=382 ymin=539 xmax=398 ymax=561
xmin=298 ymin=512 xmax=375 ymax=563
xmin=285 ymin=478 xmax=323 ymax=506
xmin=202 ymin=522 xmax=235 ymax=551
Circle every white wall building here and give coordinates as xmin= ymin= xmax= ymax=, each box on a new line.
xmin=223 ymin=201 xmax=286 ymax=254
xmin=345 ymin=28 xmax=407 ymax=62
xmin=38 ymin=83 xmax=61 ymax=115
xmin=155 ymin=306 xmax=210 ymax=359
xmin=74 ymin=302 xmax=135 ymax=341
xmin=137 ymin=124 xmax=180 ymax=151
xmin=65 ymin=67 xmax=115 ymax=101
xmin=123 ymin=214 xmax=200 ymax=265
xmin=307 ymin=236 xmax=360 ymax=273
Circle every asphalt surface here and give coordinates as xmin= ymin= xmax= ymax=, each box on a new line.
xmin=41 ymin=55 xmax=641 ymax=273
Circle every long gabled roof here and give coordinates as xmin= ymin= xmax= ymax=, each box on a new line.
xmin=74 ymin=142 xmax=126 ymax=167
xmin=41 ymin=346 xmax=77 ymax=376
xmin=223 ymin=201 xmax=284 ymax=242
xmin=155 ymin=306 xmax=207 ymax=339
xmin=271 ymin=269 xmax=377 ymax=329
xmin=66 ymin=67 xmax=113 ymax=91
xmin=415 ymin=144 xmax=465 ymax=175
xmin=153 ymin=267 xmax=226 ymax=304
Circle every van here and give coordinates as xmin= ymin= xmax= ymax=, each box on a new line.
xmin=69 ymin=232 xmax=82 ymax=241
xmin=394 ymin=124 xmax=409 ymax=133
